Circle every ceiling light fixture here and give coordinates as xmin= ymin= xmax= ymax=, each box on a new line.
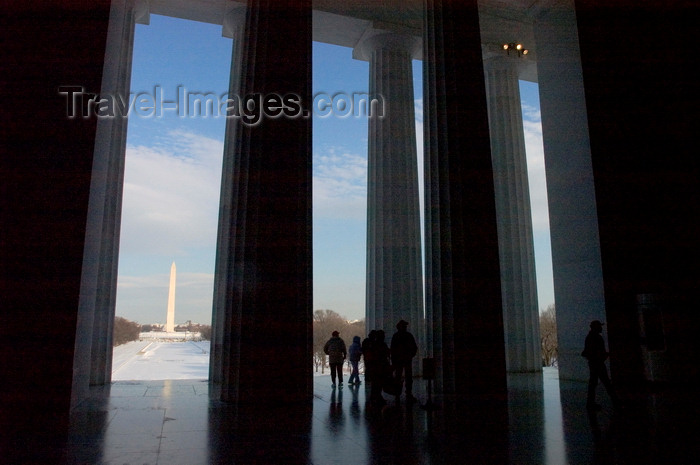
xmin=503 ymin=42 xmax=528 ymax=57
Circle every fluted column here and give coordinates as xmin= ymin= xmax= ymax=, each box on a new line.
xmin=484 ymin=55 xmax=541 ymax=372
xmin=534 ymin=0 xmax=605 ymax=382
xmin=74 ymin=0 xmax=144 ymax=397
xmin=355 ymin=32 xmax=424 ymax=353
xmin=422 ymin=1 xmax=508 ymax=457
xmin=210 ymin=4 xmax=245 ymax=386
xmin=423 ymin=0 xmax=507 ymax=406
xmin=216 ymin=0 xmax=313 ymax=415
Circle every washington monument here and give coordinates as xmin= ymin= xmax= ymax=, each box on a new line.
xmin=165 ymin=261 xmax=176 ymax=332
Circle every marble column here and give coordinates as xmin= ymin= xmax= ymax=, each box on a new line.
xmin=354 ymin=31 xmax=424 ymax=355
xmin=423 ymin=0 xmax=507 ymax=405
xmin=484 ymin=54 xmax=542 ymax=373
xmin=3 ymin=0 xmax=113 ymax=446
xmin=74 ymin=0 xmax=144 ymax=397
xmin=210 ymin=4 xmax=245 ymax=385
xmin=534 ymin=0 xmax=605 ymax=382
xmin=215 ymin=0 xmax=313 ymax=413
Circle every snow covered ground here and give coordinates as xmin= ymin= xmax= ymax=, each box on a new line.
xmin=112 ymin=340 xmax=346 ymax=380
xmin=112 ymin=340 xmax=210 ymax=380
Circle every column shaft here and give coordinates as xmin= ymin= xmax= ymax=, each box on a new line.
xmin=422 ymin=1 xmax=508 ymax=457
xmin=211 ymin=5 xmax=245 ymax=385
xmin=534 ymin=0 xmax=605 ymax=382
xmin=423 ymin=0 xmax=507 ymax=402
xmin=78 ymin=0 xmax=138 ymax=392
xmin=362 ymin=33 xmax=424 ymax=351
xmin=217 ymin=0 xmax=313 ymax=415
xmin=484 ymin=56 xmax=541 ymax=372
xmin=1 ymin=0 xmax=111 ymax=440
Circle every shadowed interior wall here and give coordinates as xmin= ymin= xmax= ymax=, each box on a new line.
xmin=0 ymin=0 xmax=111 ymax=445
xmin=574 ymin=0 xmax=700 ymax=387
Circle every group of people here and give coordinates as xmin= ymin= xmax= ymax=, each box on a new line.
xmin=323 ymin=319 xmax=418 ymax=405
xmin=325 ymin=316 xmax=619 ymax=410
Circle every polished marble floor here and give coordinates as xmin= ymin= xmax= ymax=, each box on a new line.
xmin=54 ymin=367 xmax=697 ymax=464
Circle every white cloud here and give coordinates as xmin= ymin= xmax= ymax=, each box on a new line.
xmin=521 ymin=101 xmax=555 ymax=308
xmin=415 ymin=100 xmax=425 ymax=247
xmin=119 ymin=130 xmax=224 ymax=256
xmin=117 ymin=273 xmax=168 ymax=290
xmin=522 ymin=107 xmax=551 ymax=234
xmin=414 ymin=98 xmax=424 ymax=124
xmin=116 ymin=272 xmax=214 ymax=324
xmin=521 ymin=103 xmax=541 ymax=122
xmin=313 ymin=145 xmax=367 ymax=220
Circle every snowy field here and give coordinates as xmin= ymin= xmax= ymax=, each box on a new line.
xmin=112 ymin=340 xmax=210 ymax=380
xmin=112 ymin=340 xmax=346 ymax=380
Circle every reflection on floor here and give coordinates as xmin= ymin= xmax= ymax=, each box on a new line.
xmin=61 ymin=367 xmax=697 ymax=464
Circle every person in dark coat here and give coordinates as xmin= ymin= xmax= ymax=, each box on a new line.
xmin=361 ymin=330 xmax=376 ymax=384
xmin=581 ymin=320 xmax=618 ymax=409
xmin=369 ymin=330 xmax=390 ymax=405
xmin=324 ymin=330 xmax=347 ymax=388
xmin=348 ymin=336 xmax=362 ymax=385
xmin=390 ymin=319 xmax=418 ymax=402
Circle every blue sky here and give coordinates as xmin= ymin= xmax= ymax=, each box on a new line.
xmin=115 ymin=14 xmax=553 ymax=325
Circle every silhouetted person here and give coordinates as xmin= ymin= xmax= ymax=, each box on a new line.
xmin=348 ymin=336 xmax=362 ymax=385
xmin=369 ymin=330 xmax=390 ymax=405
xmin=361 ymin=330 xmax=376 ymax=385
xmin=324 ymin=330 xmax=347 ymax=388
xmin=391 ymin=319 xmax=418 ymax=403
xmin=582 ymin=320 xmax=618 ymax=409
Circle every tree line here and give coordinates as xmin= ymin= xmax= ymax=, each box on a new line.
xmin=313 ymin=309 xmax=365 ymax=374
xmin=311 ymin=306 xmax=558 ymax=369
xmin=113 ymin=317 xmax=141 ymax=346
xmin=114 ymin=306 xmax=556 ymax=368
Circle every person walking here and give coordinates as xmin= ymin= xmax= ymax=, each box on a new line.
xmin=581 ymin=320 xmax=618 ymax=410
xmin=348 ymin=336 xmax=362 ymax=385
xmin=390 ymin=319 xmax=418 ymax=403
xmin=324 ymin=330 xmax=347 ymax=388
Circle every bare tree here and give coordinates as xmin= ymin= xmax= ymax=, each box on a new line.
xmin=113 ymin=316 xmax=141 ymax=346
xmin=312 ymin=309 xmax=365 ymax=374
xmin=540 ymin=304 xmax=558 ymax=367
xmin=313 ymin=310 xmax=345 ymax=373
xmin=347 ymin=319 xmax=366 ymax=373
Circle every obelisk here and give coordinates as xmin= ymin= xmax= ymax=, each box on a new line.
xmin=165 ymin=262 xmax=176 ymax=332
